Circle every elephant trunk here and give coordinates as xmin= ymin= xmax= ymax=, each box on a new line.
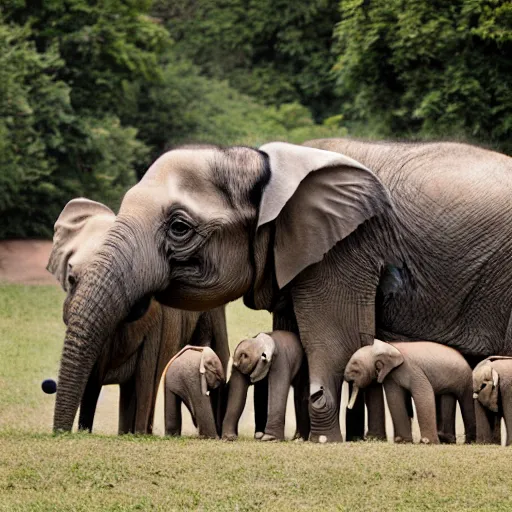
xmin=221 ymin=368 xmax=250 ymax=440
xmin=53 ymin=219 xmax=164 ymax=432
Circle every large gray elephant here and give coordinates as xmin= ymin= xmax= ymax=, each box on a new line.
xmin=47 ymin=198 xmax=229 ymax=433
xmin=51 ymin=139 xmax=512 ymax=443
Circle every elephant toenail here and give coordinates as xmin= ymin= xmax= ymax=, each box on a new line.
xmin=319 ymin=435 xmax=327 ymax=443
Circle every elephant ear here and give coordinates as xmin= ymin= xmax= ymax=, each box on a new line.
xmin=258 ymin=142 xmax=392 ymax=288
xmin=473 ymin=361 xmax=499 ymax=412
xmin=373 ymin=339 xmax=404 ymax=383
xmin=199 ymin=347 xmax=225 ymax=395
xmin=46 ymin=198 xmax=115 ymax=291
xmin=249 ymin=333 xmax=277 ymax=383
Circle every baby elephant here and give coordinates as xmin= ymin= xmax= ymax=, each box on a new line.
xmin=345 ymin=339 xmax=476 ymax=444
xmin=164 ymin=346 xmax=225 ymax=439
xmin=222 ymin=331 xmax=309 ymax=441
xmin=473 ymin=356 xmax=512 ymax=445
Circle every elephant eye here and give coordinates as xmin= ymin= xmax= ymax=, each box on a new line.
xmin=481 ymin=383 xmax=487 ymax=390
xmin=170 ymin=219 xmax=192 ymax=239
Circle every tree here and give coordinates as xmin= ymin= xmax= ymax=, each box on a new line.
xmin=152 ymin=0 xmax=341 ymax=120
xmin=0 ymin=1 xmax=169 ymax=237
xmin=333 ymin=0 xmax=512 ymax=153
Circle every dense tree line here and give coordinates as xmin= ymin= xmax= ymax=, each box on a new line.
xmin=0 ymin=0 xmax=510 ymax=238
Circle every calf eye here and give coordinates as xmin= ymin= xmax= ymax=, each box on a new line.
xmin=480 ymin=383 xmax=486 ymax=390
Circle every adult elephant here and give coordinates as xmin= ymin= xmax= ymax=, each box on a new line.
xmin=52 ymin=139 xmax=512 ymax=443
xmin=47 ymin=198 xmax=229 ymax=434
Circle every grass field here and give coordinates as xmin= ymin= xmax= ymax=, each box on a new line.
xmin=1 ymin=284 xmax=511 ymax=511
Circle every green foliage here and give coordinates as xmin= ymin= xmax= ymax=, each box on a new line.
xmin=0 ymin=1 xmax=167 ymax=237
xmin=333 ymin=0 xmax=512 ymax=153
xmin=120 ymin=54 xmax=346 ymax=177
xmin=152 ymin=0 xmax=341 ymax=119
xmin=1 ymin=0 xmax=510 ymax=238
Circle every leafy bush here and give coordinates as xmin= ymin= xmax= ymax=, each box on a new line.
xmin=333 ymin=0 xmax=512 ymax=153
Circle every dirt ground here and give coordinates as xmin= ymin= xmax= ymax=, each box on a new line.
xmin=0 ymin=240 xmax=55 ymax=285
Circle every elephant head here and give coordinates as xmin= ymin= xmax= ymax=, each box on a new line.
xmin=233 ymin=333 xmax=276 ymax=383
xmin=473 ymin=359 xmax=501 ymax=412
xmin=51 ymin=142 xmax=391 ymax=431
xmin=47 ymin=198 xmax=153 ymax=325
xmin=344 ymin=339 xmax=404 ymax=409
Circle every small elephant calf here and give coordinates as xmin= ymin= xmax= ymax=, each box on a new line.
xmin=222 ymin=331 xmax=309 ymax=441
xmin=345 ymin=339 xmax=476 ymax=444
xmin=473 ymin=356 xmax=512 ymax=445
xmin=164 ymin=346 xmax=225 ymax=439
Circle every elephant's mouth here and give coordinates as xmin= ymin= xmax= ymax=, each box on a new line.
xmin=124 ymin=294 xmax=152 ymax=323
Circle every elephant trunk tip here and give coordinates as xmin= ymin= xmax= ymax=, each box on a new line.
xmin=42 ymin=379 xmax=57 ymax=394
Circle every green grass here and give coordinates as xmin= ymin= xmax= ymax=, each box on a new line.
xmin=0 ymin=284 xmax=511 ymax=511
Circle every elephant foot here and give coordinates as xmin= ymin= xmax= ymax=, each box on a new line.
xmin=309 ymin=384 xmax=342 ymax=443
xmin=309 ymin=434 xmax=341 ymax=443
xmin=260 ymin=433 xmax=282 ymax=442
xmin=394 ymin=436 xmax=413 ymax=444
xmin=254 ymin=431 xmax=264 ymax=440
xmin=222 ymin=433 xmax=238 ymax=441
xmin=438 ymin=432 xmax=456 ymax=444
xmin=365 ymin=433 xmax=387 ymax=442
xmin=420 ymin=437 xmax=439 ymax=445
xmin=292 ymin=431 xmax=307 ymax=442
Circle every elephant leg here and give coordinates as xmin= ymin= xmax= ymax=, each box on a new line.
xmin=165 ymin=389 xmax=182 ymax=436
xmin=119 ymin=378 xmax=137 ymax=434
xmin=192 ymin=396 xmax=219 ymax=439
xmin=365 ymin=382 xmax=386 ymax=441
xmin=436 ymin=394 xmax=456 ymax=444
xmin=410 ymin=381 xmax=439 ymax=444
xmin=132 ymin=325 xmax=163 ymax=434
xmin=293 ymin=281 xmax=374 ymax=443
xmin=253 ymin=378 xmax=268 ymax=439
xmin=291 ymin=362 xmax=310 ymax=441
xmin=457 ymin=390 xmax=476 ymax=443
xmin=209 ymin=383 xmax=227 ymax=437
xmin=383 ymin=379 xmax=412 ymax=443
xmin=261 ymin=359 xmax=291 ymax=441
xmin=474 ymin=398 xmax=498 ymax=444
xmin=78 ymin=369 xmax=102 ymax=432
xmin=221 ymin=368 xmax=250 ymax=440
xmin=492 ymin=415 xmax=502 ymax=444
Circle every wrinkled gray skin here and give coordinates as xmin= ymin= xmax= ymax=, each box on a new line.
xmin=47 ymin=198 xmax=229 ymax=433
xmin=222 ymin=331 xmax=309 ymax=441
xmin=473 ymin=356 xmax=512 ymax=445
xmin=345 ymin=340 xmax=476 ymax=444
xmin=164 ymin=346 xmax=225 ymax=438
xmin=52 ymin=139 xmax=512 ymax=444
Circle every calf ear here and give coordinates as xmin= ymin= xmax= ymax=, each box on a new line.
xmin=373 ymin=339 xmax=404 ymax=383
xmin=258 ymin=142 xmax=392 ymax=288
xmin=46 ymin=198 xmax=114 ymax=290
